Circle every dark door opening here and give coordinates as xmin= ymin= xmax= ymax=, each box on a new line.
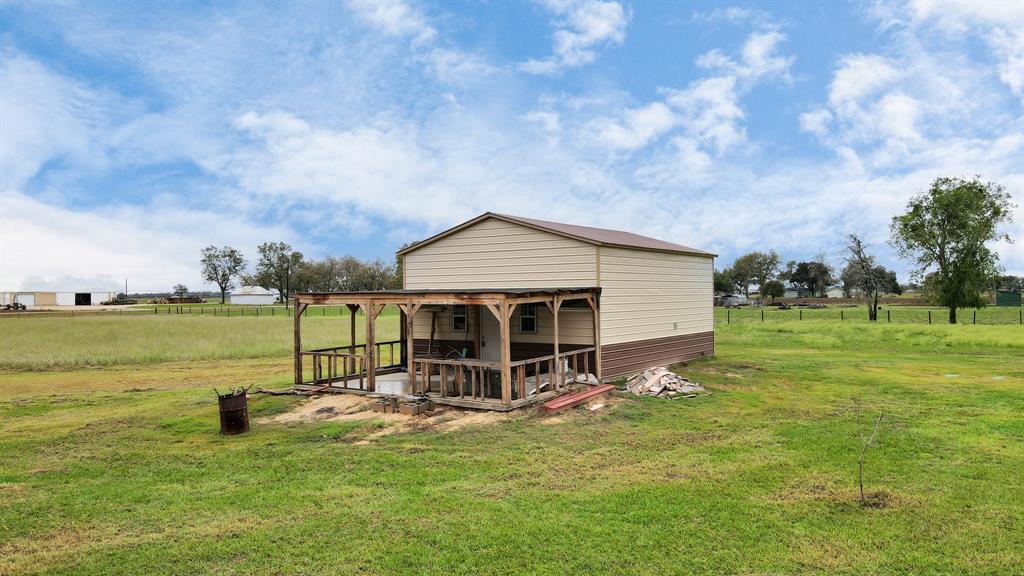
xmin=75 ymin=293 xmax=91 ymax=306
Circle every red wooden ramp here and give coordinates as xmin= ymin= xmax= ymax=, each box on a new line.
xmin=540 ymin=384 xmax=616 ymax=413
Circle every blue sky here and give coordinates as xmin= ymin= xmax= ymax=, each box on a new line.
xmin=1 ymin=0 xmax=1021 ymax=292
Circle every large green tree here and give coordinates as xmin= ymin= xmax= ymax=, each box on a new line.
xmin=760 ymin=279 xmax=785 ymax=302
xmin=200 ymin=245 xmax=247 ymax=304
xmin=254 ymin=242 xmax=304 ymax=308
xmin=714 ymin=268 xmax=734 ymax=294
xmin=731 ymin=251 xmax=781 ymax=295
xmin=890 ymin=176 xmax=1014 ymax=323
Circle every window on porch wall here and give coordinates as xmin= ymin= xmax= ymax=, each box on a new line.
xmin=519 ymin=304 xmax=537 ymax=333
xmin=452 ymin=304 xmax=468 ymax=332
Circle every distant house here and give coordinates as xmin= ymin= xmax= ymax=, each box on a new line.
xmin=230 ymin=286 xmax=277 ymax=305
xmin=783 ymin=286 xmax=812 ymax=299
xmin=825 ymin=286 xmax=845 ymax=298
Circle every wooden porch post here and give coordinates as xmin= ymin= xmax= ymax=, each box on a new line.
xmin=473 ymin=305 xmax=482 ymax=358
xmin=587 ymin=293 xmax=602 ymax=382
xmin=500 ymin=300 xmax=513 ymax=405
xmin=361 ymin=301 xmax=386 ymax=393
xmin=293 ymin=300 xmax=308 ymax=386
xmin=400 ymin=302 xmax=421 ymax=393
xmin=346 ymin=304 xmax=359 ymax=376
xmin=546 ymin=296 xmax=562 ymax=390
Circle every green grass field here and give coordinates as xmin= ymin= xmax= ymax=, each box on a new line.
xmin=1 ymin=315 xmax=1022 ymax=574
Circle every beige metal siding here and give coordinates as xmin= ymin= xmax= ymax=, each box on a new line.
xmin=411 ymin=304 xmax=592 ymax=345
xmin=598 ymin=247 xmax=713 ymax=345
xmin=404 ymin=217 xmax=597 ymax=289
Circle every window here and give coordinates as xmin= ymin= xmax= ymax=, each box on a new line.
xmin=452 ymin=305 xmax=468 ymax=332
xmin=519 ymin=304 xmax=537 ymax=333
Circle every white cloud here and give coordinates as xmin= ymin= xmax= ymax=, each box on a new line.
xmin=799 ymin=108 xmax=833 ymax=137
xmin=346 ymin=0 xmax=436 ymax=44
xmin=585 ymin=102 xmax=675 ymax=151
xmin=1 ymin=191 xmax=298 ymax=292
xmin=0 ymin=52 xmax=108 ymax=190
xmin=827 ymin=54 xmax=902 ymax=111
xmin=520 ymin=0 xmax=629 ymax=74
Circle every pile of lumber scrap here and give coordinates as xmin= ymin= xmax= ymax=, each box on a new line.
xmin=625 ymin=367 xmax=706 ymax=398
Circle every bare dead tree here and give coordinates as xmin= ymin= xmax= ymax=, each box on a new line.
xmin=855 ymin=401 xmax=884 ymax=504
xmin=846 ymin=234 xmax=882 ymax=321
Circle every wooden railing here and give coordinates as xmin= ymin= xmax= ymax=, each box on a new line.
xmin=509 ymin=354 xmax=556 ymax=400
xmin=557 ymin=346 xmax=596 ymax=385
xmin=307 ymin=339 xmax=403 ymax=368
xmin=413 ymin=357 xmax=499 ymax=401
xmin=302 ymin=339 xmax=403 ymax=389
xmin=300 ymin=350 xmax=368 ymax=390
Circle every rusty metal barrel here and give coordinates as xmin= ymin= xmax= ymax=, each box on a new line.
xmin=217 ymin=390 xmax=249 ymax=435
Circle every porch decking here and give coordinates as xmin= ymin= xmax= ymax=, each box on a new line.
xmin=292 ymin=288 xmax=602 ymax=410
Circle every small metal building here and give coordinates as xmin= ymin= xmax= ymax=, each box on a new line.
xmin=291 ymin=213 xmax=716 ymax=411
xmin=230 ymin=286 xmax=277 ymax=305
xmin=996 ymin=290 xmax=1021 ymax=307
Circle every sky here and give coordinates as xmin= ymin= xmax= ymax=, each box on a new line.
xmin=1 ymin=0 xmax=1022 ymax=293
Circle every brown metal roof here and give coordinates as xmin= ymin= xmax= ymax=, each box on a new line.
xmin=397 ymin=212 xmax=716 ymax=257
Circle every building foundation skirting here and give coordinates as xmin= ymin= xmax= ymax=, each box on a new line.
xmin=601 ymin=331 xmax=714 ymax=380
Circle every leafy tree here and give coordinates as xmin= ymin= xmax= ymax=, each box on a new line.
xmin=890 ymin=176 xmax=1014 ymax=323
xmin=778 ymin=260 xmax=798 ymax=284
xmin=789 ymin=261 xmax=834 ymax=297
xmin=742 ymin=251 xmax=781 ymax=291
xmin=172 ymin=284 xmax=189 ymax=298
xmin=200 ymin=245 xmax=247 ymax=304
xmin=713 ymin=268 xmax=734 ymax=293
xmin=995 ymin=275 xmax=1023 ymax=293
xmin=728 ymin=258 xmax=757 ymax=296
xmin=761 ymin=279 xmax=785 ymax=302
xmin=255 ymin=242 xmax=304 ymax=308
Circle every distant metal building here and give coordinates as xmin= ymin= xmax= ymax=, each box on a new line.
xmin=1 ymin=291 xmax=117 ymax=307
xmin=230 ymin=286 xmax=278 ymax=305
xmin=996 ymin=290 xmax=1021 ymax=307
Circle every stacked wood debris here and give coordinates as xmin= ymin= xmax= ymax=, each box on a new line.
xmin=625 ymin=367 xmax=706 ymax=398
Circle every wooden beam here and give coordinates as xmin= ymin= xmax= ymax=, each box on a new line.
xmin=588 ymin=294 xmax=602 ymax=382
xmin=551 ymin=296 xmax=561 ymax=390
xmin=403 ymin=302 xmax=418 ymax=393
xmin=483 ymin=302 xmax=502 ymax=322
xmin=500 ymin=301 xmax=511 ymax=405
xmin=293 ymin=302 xmax=308 ymax=386
xmin=473 ymin=305 xmax=482 ymax=358
xmin=361 ymin=301 xmax=377 ymax=392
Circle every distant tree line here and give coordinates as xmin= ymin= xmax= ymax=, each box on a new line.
xmin=714 ymin=176 xmax=1016 ymax=324
xmin=196 ymin=242 xmax=401 ymax=306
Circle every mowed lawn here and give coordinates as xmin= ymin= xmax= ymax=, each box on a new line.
xmin=1 ymin=315 xmax=1022 ymax=574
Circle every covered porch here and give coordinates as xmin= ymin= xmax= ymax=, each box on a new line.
xmin=292 ymin=288 xmax=601 ymax=411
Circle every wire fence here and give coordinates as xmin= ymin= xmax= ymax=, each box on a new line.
xmin=715 ymin=306 xmax=1024 ymax=326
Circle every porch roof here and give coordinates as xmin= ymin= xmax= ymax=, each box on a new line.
xmin=294 ymin=287 xmax=600 ymax=305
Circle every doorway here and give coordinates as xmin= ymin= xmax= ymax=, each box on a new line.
xmin=74 ymin=293 xmax=91 ymax=306
xmin=479 ymin=306 xmax=501 ymax=361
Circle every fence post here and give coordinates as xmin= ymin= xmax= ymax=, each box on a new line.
xmin=727 ymin=309 xmax=730 ymax=324
xmin=799 ymin=309 xmax=802 ymax=321
xmin=887 ymin=309 xmax=891 ymax=323
xmin=928 ymin=310 xmax=931 ymax=324
xmin=761 ymin=309 xmax=764 ymax=322
xmin=973 ymin=310 xmax=976 ymax=324
xmin=841 ymin=310 xmax=844 ymax=321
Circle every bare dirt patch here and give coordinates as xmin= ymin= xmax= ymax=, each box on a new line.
xmin=261 ymin=394 xmax=518 ymax=441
